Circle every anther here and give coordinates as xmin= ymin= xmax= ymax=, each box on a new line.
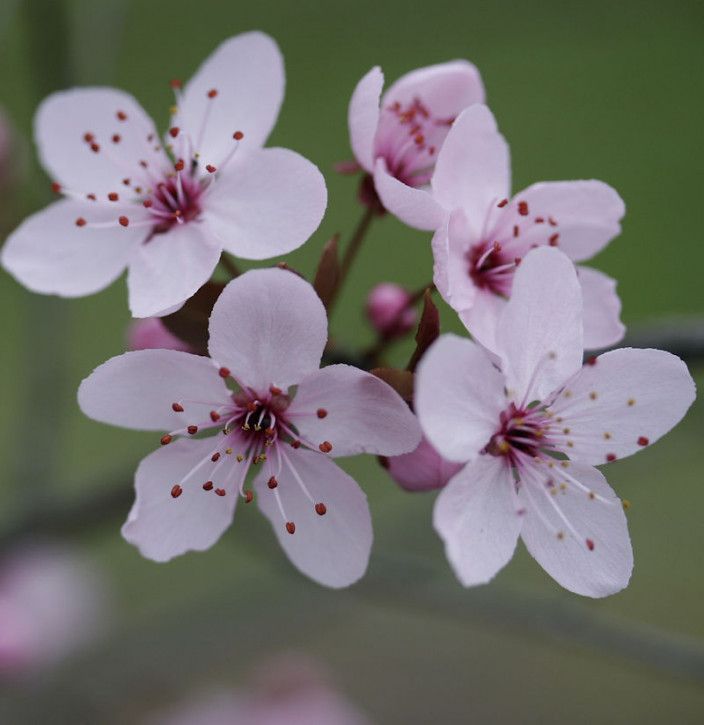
xmin=170 ymin=79 xmax=182 ymax=89
xmin=210 ymin=410 xmax=221 ymax=422
xmin=207 ymin=88 xmax=218 ymax=98
xmin=291 ymin=440 xmax=301 ymax=449
xmin=87 ymin=193 xmax=96 ymax=201
xmin=75 ymin=217 xmax=87 ymax=227
xmin=225 ymin=448 xmax=233 ymax=455
xmin=549 ymin=233 xmax=560 ymax=246
xmin=211 ymin=452 xmax=221 ymax=462
xmin=268 ymin=476 xmax=278 ymax=489
xmin=637 ymin=436 xmax=649 ymax=446
xmin=518 ymin=201 xmax=529 ymax=216
xmin=112 ymin=134 xmax=121 ymax=144
xmin=586 ymin=538 xmax=595 ymax=551
xmin=233 ymin=131 xmax=244 ymax=140
xmin=83 ymin=132 xmax=94 ymax=143
xmin=586 ymin=355 xmax=598 ymax=366
xmin=316 ymin=408 xmax=328 ymax=419
xmin=270 ymin=385 xmax=282 ymax=395
xmin=606 ymin=453 xmax=617 ymax=462
xmin=285 ymin=522 xmax=296 ymax=535
xmin=497 ymin=198 xmax=508 ymax=208
xmin=215 ymin=488 xmax=226 ymax=497
xmin=143 ymin=199 xmax=153 ymax=208
xmin=171 ymin=402 xmax=184 ymax=412
xmin=108 ymin=192 xmax=119 ymax=202
xmin=119 ymin=216 xmax=129 ymax=227
xmin=51 ymin=182 xmax=61 ymax=194
xmin=116 ymin=110 xmax=127 ymax=121
xmin=206 ymin=164 xmax=217 ymax=173
xmin=122 ymin=178 xmax=130 ymax=186
xmin=315 ymin=503 xmax=327 ymax=516
xmin=319 ymin=441 xmax=333 ymax=453
xmin=535 ymin=216 xmax=544 ymax=223
xmin=174 ymin=159 xmax=185 ymax=171
xmin=171 ymin=484 xmax=182 ymax=498
xmin=236 ymin=454 xmax=244 ymax=462
xmin=187 ymin=425 xmax=198 ymax=435
xmin=218 ymin=367 xmax=230 ymax=378
xmin=90 ymin=142 xmax=100 ymax=153
xmin=161 ymin=434 xmax=173 ymax=445
xmin=169 ymin=127 xmax=180 ymax=138
xmin=244 ymin=490 xmax=254 ymax=503
xmin=622 ymin=499 xmax=631 ymax=510
xmin=202 ymin=480 xmax=213 ymax=491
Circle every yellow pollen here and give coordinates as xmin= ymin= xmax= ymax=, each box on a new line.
xmin=563 ymin=390 xmax=572 ymax=398
xmin=563 ymin=427 xmax=571 ymax=434
xmin=622 ymin=499 xmax=631 ymax=510
xmin=236 ymin=454 xmax=244 ymax=462
xmin=497 ymin=441 xmax=511 ymax=454
xmin=560 ymin=461 xmax=569 ymax=468
xmin=603 ymin=432 xmax=612 ymax=440
xmin=225 ymin=448 xmax=233 ymax=454
xmin=170 ymin=105 xmax=178 ymax=114
xmin=559 ymin=483 xmax=567 ymax=491
xmin=628 ymin=398 xmax=636 ymax=406
xmin=567 ymin=441 xmax=574 ymax=448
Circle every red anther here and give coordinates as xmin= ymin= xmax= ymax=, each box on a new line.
xmin=211 ymin=452 xmax=221 ymax=462
xmin=269 ymin=385 xmax=282 ymax=395
xmin=83 ymin=132 xmax=94 ymax=143
xmin=535 ymin=216 xmax=544 ymax=223
xmin=51 ymin=182 xmax=61 ymax=194
xmin=119 ymin=216 xmax=129 ymax=227
xmin=116 ymin=110 xmax=127 ymax=121
xmin=513 ymin=225 xmax=520 ymax=238
xmin=75 ymin=217 xmax=87 ymax=227
xmin=316 ymin=408 xmax=328 ymax=419
xmin=210 ymin=410 xmax=221 ymax=422
xmin=549 ymin=233 xmax=560 ymax=246
xmin=315 ymin=503 xmax=327 ymax=516
xmin=174 ymin=159 xmax=185 ymax=171
xmin=170 ymin=78 xmax=183 ymax=89
xmin=90 ymin=143 xmax=100 ymax=153
xmin=122 ymin=178 xmax=131 ymax=186
xmin=233 ymin=131 xmax=244 ymax=140
xmin=171 ymin=484 xmax=183 ymax=498
xmin=319 ymin=441 xmax=333 ymax=453
xmin=169 ymin=127 xmax=180 ymax=138
xmin=206 ymin=164 xmax=217 ymax=173
xmin=108 ymin=192 xmax=119 ymax=201
xmin=161 ymin=434 xmax=173 ymax=445
xmin=187 ymin=425 xmax=198 ymax=435
xmin=586 ymin=355 xmax=598 ymax=366
xmin=606 ymin=453 xmax=617 ymax=462
xmin=112 ymin=134 xmax=121 ymax=143
xmin=548 ymin=216 xmax=558 ymax=226
xmin=291 ymin=440 xmax=301 ymax=449
xmin=143 ymin=199 xmax=153 ymax=208
xmin=586 ymin=538 xmax=595 ymax=551
xmin=267 ymin=476 xmax=278 ymax=489
xmin=285 ymin=522 xmax=296 ymax=535
xmin=264 ymin=427 xmax=275 ymax=436
xmin=171 ymin=402 xmax=184 ymax=412
xmin=492 ymin=241 xmax=501 ymax=253
xmin=215 ymin=488 xmax=226 ymax=497
xmin=414 ymin=133 xmax=424 ymax=145
xmin=514 ymin=257 xmax=522 ymax=266
xmin=518 ymin=201 xmax=529 ymax=216
xmin=207 ymin=88 xmax=218 ymax=98
xmin=497 ymin=198 xmax=508 ymax=208
xmin=246 ymin=401 xmax=258 ymax=412
xmin=139 ymin=160 xmax=148 ymax=168
xmin=637 ymin=436 xmax=649 ymax=447
xmin=87 ymin=193 xmax=97 ymax=201
xmin=218 ymin=367 xmax=230 ymax=378
xmin=244 ymin=490 xmax=254 ymax=503
xmin=202 ymin=480 xmax=214 ymax=491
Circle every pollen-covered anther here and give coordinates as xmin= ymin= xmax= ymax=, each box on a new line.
xmin=215 ymin=488 xmax=226 ymax=497
xmin=161 ymin=434 xmax=173 ymax=445
xmin=107 ymin=192 xmax=119 ymax=202
xmin=548 ymin=233 xmax=559 ymax=246
xmin=589 ymin=392 xmax=598 ymax=400
xmin=627 ymin=398 xmax=636 ymax=406
xmin=267 ymin=476 xmax=278 ymax=489
xmin=171 ymin=484 xmax=182 ymax=498
xmin=111 ymin=134 xmax=121 ymax=144
xmin=51 ymin=182 xmax=61 ymax=193
xmin=586 ymin=538 xmax=595 ymax=551
xmin=315 ymin=503 xmax=327 ymax=516
xmin=244 ymin=490 xmax=254 ymax=503
xmin=209 ymin=410 xmax=221 ymax=422
xmin=90 ymin=142 xmax=100 ymax=153
xmin=207 ymin=88 xmax=218 ymax=98
xmin=187 ymin=425 xmax=198 ymax=435
xmin=75 ymin=217 xmax=87 ymax=227
xmin=171 ymin=402 xmax=184 ymax=412
xmin=118 ymin=216 xmax=129 ymax=227
xmin=206 ymin=164 xmax=217 ymax=173
xmin=606 ymin=453 xmax=617 ymax=462
xmin=319 ymin=441 xmax=333 ymax=453
xmin=116 ymin=110 xmax=127 ymax=121
xmin=211 ymin=452 xmax=221 ymax=462
xmin=285 ymin=522 xmax=296 ymax=535
xmin=233 ymin=130 xmax=244 ymax=140
xmin=218 ymin=367 xmax=230 ymax=378
xmin=622 ymin=499 xmax=631 ymax=510
xmin=497 ymin=198 xmax=508 ymax=208
xmin=518 ymin=201 xmax=529 ymax=216
xmin=169 ymin=127 xmax=180 ymax=138
xmin=202 ymin=480 xmax=213 ymax=491
xmin=174 ymin=159 xmax=185 ymax=172
xmin=291 ymin=440 xmax=301 ymax=449
xmin=556 ymin=531 xmax=565 ymax=540
xmin=142 ymin=199 xmax=153 ymax=208
xmin=236 ymin=454 xmax=244 ymax=462
xmin=637 ymin=436 xmax=649 ymax=446
xmin=316 ymin=408 xmax=328 ymax=419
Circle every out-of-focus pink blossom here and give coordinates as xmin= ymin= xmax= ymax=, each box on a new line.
xmin=79 ymin=268 xmax=420 ymax=588
xmin=416 ymin=247 xmax=695 ymax=597
xmin=365 ymin=283 xmax=416 ymax=339
xmin=2 ymin=32 xmax=327 ymax=318
xmin=381 ymin=435 xmax=462 ymax=492
xmin=128 ymin=317 xmax=193 ymax=353
xmin=148 ymin=653 xmax=371 ymax=725
xmin=0 ymin=544 xmax=108 ymax=676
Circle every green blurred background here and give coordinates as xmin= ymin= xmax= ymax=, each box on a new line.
xmin=0 ymin=0 xmax=703 ymax=722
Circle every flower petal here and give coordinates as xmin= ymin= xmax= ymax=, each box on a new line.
xmin=122 ymin=439 xmax=237 ymax=562
xmin=384 ymin=435 xmax=463 ymax=492
xmin=432 ymin=207 xmax=478 ymax=311
xmin=35 ymin=87 xmax=167 ymax=197
xmin=1 ymin=200 xmax=144 ymax=297
xmin=415 ymin=334 xmax=506 ymax=463
xmin=519 ymin=461 xmax=632 ymax=597
xmin=208 ymin=268 xmax=327 ymax=391
xmin=495 ymin=247 xmax=583 ymax=404
xmin=287 ymin=364 xmax=421 ymax=457
xmin=348 ymin=66 xmax=383 ymax=173
xmin=495 ymin=181 xmax=625 ymax=262
xmin=548 ymin=348 xmax=695 ymax=465
xmin=177 ymin=32 xmax=284 ymax=161
xmin=127 ymin=222 xmax=222 ymax=318
xmin=78 ymin=349 xmax=229 ymax=431
xmin=577 ymin=265 xmax=625 ymax=349
xmin=373 ymin=158 xmax=443 ymax=231
xmin=458 ymin=291 xmax=507 ymax=354
xmin=434 ymin=455 xmax=522 ymax=586
xmin=255 ymin=448 xmax=372 ymax=588
xmin=431 ymin=105 xmax=510 ymax=231
xmin=203 ymin=147 xmax=327 ymax=260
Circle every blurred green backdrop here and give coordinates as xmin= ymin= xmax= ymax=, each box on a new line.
xmin=0 ymin=0 xmax=703 ymax=722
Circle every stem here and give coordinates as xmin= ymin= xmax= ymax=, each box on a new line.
xmin=219 ymin=254 xmax=241 ymax=279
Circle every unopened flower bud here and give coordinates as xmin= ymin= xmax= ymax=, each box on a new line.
xmin=127 ymin=318 xmax=192 ymax=352
xmin=366 ymin=283 xmax=417 ymax=339
xmin=381 ymin=436 xmax=462 ymax=492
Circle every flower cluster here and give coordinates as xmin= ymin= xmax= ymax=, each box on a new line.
xmin=1 ymin=32 xmax=696 ymax=596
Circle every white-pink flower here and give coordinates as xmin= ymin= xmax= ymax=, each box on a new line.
xmin=377 ymin=104 xmax=626 ymax=351
xmin=415 ymin=247 xmax=695 ymax=597
xmin=347 ymin=61 xmax=484 ymax=207
xmin=1 ymin=32 xmax=327 ymax=318
xmin=78 ymin=268 xmax=420 ymax=588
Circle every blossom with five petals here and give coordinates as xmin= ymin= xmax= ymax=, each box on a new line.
xmin=415 ymin=247 xmax=695 ymax=597
xmin=78 ymin=268 xmax=420 ymax=588
xmin=1 ymin=32 xmax=327 ymax=317
xmin=377 ymin=104 xmax=626 ymax=351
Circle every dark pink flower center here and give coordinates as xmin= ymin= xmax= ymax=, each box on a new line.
xmin=467 ymin=240 xmax=518 ymax=297
xmin=486 ymin=403 xmax=554 ymax=465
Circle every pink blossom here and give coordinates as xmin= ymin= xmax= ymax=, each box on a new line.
xmin=415 ymin=247 xmax=695 ymax=597
xmin=347 ymin=61 xmax=484 ymax=211
xmin=377 ymin=104 xmax=626 ymax=351
xmin=79 ymin=268 xmax=420 ymax=587
xmin=1 ymin=33 xmax=327 ymax=318
xmin=127 ymin=317 xmax=193 ymax=352
xmin=0 ymin=544 xmax=108 ymax=675
xmin=381 ymin=435 xmax=462 ymax=492
xmin=365 ymin=282 xmax=417 ymax=339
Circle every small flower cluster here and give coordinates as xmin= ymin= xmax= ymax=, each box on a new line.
xmin=1 ymin=32 xmax=695 ymax=596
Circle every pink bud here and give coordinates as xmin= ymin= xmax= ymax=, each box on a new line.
xmin=127 ymin=318 xmax=193 ymax=352
xmin=382 ymin=436 xmax=463 ymax=492
xmin=366 ymin=283 xmax=417 ymax=339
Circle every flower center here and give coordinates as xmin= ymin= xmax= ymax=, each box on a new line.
xmin=144 ymin=171 xmax=204 ymax=233
xmin=486 ymin=403 xmax=553 ymax=464
xmin=467 ymin=240 xmax=518 ymax=297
